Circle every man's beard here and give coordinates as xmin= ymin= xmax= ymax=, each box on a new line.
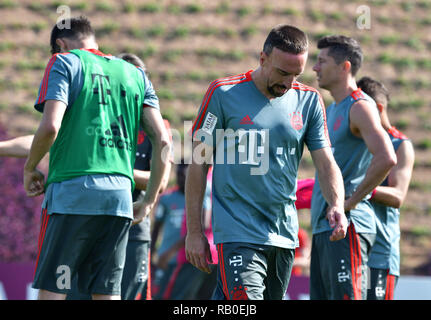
xmin=267 ymin=83 xmax=288 ymax=98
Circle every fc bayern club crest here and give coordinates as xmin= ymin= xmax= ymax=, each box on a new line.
xmin=290 ymin=112 xmax=303 ymax=130
xmin=333 ymin=115 xmax=344 ymax=131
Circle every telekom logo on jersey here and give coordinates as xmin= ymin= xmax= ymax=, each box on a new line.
xmin=162 ymin=119 xmax=300 ymax=176
xmin=193 ymin=128 xmax=271 ymax=176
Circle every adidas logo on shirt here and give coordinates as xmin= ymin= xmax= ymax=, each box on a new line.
xmin=240 ymin=115 xmax=254 ymax=125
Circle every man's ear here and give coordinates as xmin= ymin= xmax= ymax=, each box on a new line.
xmin=342 ymin=60 xmax=351 ymax=73
xmin=55 ymin=38 xmax=66 ymax=52
xmin=259 ymin=51 xmax=269 ymax=66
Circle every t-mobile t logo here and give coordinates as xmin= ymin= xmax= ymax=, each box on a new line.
xmin=229 ymin=255 xmax=243 ymax=267
xmin=194 ymin=128 xmax=269 ymax=175
xmin=92 ymin=73 xmax=111 ymax=105
xmin=337 ymin=272 xmax=350 ymax=283
xmin=237 ymin=129 xmax=269 ymax=175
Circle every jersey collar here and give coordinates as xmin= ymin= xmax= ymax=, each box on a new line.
xmin=80 ymin=48 xmax=112 ymax=57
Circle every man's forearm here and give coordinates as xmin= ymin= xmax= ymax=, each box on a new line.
xmin=185 ymin=163 xmax=209 ymax=235
xmin=143 ymin=138 xmax=170 ymax=204
xmin=312 ymin=148 xmax=344 ymax=209
xmin=0 ymin=135 xmax=34 ymax=158
xmin=372 ymin=185 xmax=403 ymax=208
xmin=25 ymin=100 xmax=66 ymax=171
xmin=133 ymin=169 xmax=151 ymax=190
xmin=159 ymin=161 xmax=172 ymax=193
xmin=348 ymin=155 xmax=394 ymax=207
xmin=140 ymin=107 xmax=171 ymax=204
xmin=134 ymin=161 xmax=171 ymax=192
xmin=318 ymin=162 xmax=345 ymax=209
xmin=24 ymin=128 xmax=56 ymax=171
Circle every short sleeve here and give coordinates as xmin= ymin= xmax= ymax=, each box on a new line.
xmin=137 ymin=68 xmax=160 ymax=110
xmin=191 ymin=82 xmax=224 ymax=149
xmin=304 ymin=92 xmax=331 ymax=151
xmin=34 ymin=53 xmax=82 ymax=112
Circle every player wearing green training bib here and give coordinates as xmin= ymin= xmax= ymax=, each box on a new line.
xmin=24 ymin=17 xmax=170 ymax=300
xmin=45 ymin=48 xmax=143 ymax=189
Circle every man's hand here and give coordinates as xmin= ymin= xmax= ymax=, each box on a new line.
xmin=326 ymin=206 xmax=348 ymax=241
xmin=132 ymin=199 xmax=154 ymax=226
xmin=23 ymin=168 xmax=45 ymax=197
xmin=185 ymin=232 xmax=212 ymax=274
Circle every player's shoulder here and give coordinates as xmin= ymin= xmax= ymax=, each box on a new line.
xmin=291 ymin=81 xmax=325 ymax=107
xmin=350 ymin=89 xmax=377 ymax=114
xmin=51 ymin=51 xmax=72 ymax=58
xmin=389 ymin=127 xmax=414 ymax=160
xmin=133 ymin=66 xmax=149 ymax=83
xmin=350 ymin=88 xmax=376 ymax=107
xmin=134 ymin=65 xmax=147 ymax=77
xmin=388 ymin=126 xmax=409 ymax=141
xmin=350 ymin=88 xmax=366 ymax=101
xmin=291 ymin=81 xmax=324 ymax=101
xmin=291 ymin=81 xmax=321 ymax=95
xmin=41 ymin=52 xmax=81 ymax=79
xmin=208 ymin=70 xmax=252 ymax=93
xmin=46 ymin=51 xmax=77 ymax=67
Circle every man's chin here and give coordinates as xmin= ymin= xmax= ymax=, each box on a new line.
xmin=268 ymin=87 xmax=287 ymax=97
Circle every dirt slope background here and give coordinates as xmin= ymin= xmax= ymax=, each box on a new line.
xmin=0 ymin=0 xmax=430 ymax=275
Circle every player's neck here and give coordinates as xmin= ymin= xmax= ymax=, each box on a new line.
xmin=381 ymin=112 xmax=392 ymax=131
xmin=62 ymin=37 xmax=98 ymax=52
xmin=330 ymin=78 xmax=357 ymax=104
xmin=251 ymin=68 xmax=274 ymax=100
xmin=77 ymin=39 xmax=98 ymax=50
